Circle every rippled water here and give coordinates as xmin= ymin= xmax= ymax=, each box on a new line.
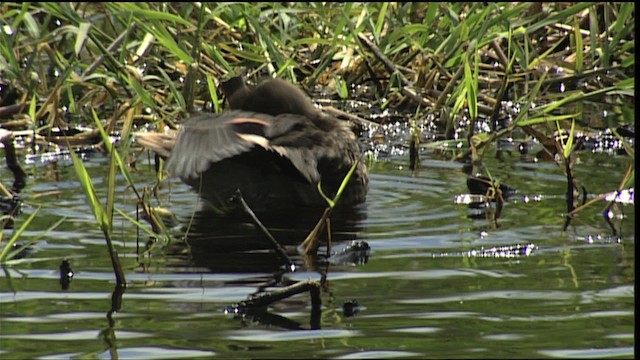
xmin=0 ymin=137 xmax=635 ymax=359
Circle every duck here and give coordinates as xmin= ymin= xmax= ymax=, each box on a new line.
xmin=137 ymin=76 xmax=368 ymax=212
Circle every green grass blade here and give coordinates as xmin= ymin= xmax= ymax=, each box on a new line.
xmin=374 ymin=3 xmax=388 ymax=40
xmin=0 ymin=207 xmax=41 ymax=262
xmin=524 ymin=3 xmax=594 ymax=34
xmin=69 ymin=149 xmax=107 ymax=230
xmin=127 ymin=74 xmax=156 ymax=110
xmin=90 ymin=109 xmax=139 ymax=200
xmin=573 ymin=16 xmax=583 ymax=74
xmin=17 ymin=3 xmax=41 ymax=38
xmin=562 ymin=118 xmax=576 ymax=159
xmin=114 ymin=208 xmax=163 ymax=239
xmin=465 ymin=53 xmax=478 ymax=120
xmin=1 ymin=215 xmax=67 ymax=264
xmin=206 ymin=74 xmax=222 ymax=113
xmin=516 ymin=113 xmax=579 ymax=126
xmin=156 ymin=67 xmax=186 ymax=111
xmin=105 ymin=2 xmax=194 ymax=27
xmin=75 ymin=22 xmax=91 ymax=56
xmin=106 ymin=143 xmax=116 ymax=229
xmin=527 ymin=37 xmax=566 ymax=71
xmin=91 ymin=109 xmax=172 ymax=240
xmin=537 ymin=86 xmax=617 ymax=114
xmin=513 ymin=69 xmax=547 ymax=125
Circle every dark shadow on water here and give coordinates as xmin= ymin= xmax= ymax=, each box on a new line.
xmin=229 ymin=304 xmax=321 ymax=330
xmin=166 ymin=204 xmax=368 ymax=274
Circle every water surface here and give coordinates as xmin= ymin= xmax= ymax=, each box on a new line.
xmin=0 ymin=134 xmax=634 ymax=359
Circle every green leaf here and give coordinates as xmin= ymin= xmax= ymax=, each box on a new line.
xmin=514 ymin=70 xmax=547 ymax=125
xmin=157 ymin=67 xmax=186 ymax=111
xmin=106 ymin=143 xmax=116 ymax=231
xmin=21 ymin=8 xmax=41 ymax=38
xmin=573 ymin=16 xmax=583 ymax=74
xmin=29 ymin=94 xmax=37 ymax=126
xmin=621 ymin=55 xmax=634 ymax=68
xmin=106 ymin=3 xmax=194 ymax=27
xmin=374 ymin=3 xmax=388 ymax=39
xmin=517 ymin=113 xmax=579 ymax=126
xmin=563 ymin=118 xmax=576 ymax=159
xmin=206 ymin=74 xmax=221 ymax=113
xmin=128 ymin=75 xmax=156 ymax=109
xmin=0 ymin=207 xmax=41 ymax=262
xmin=464 ymin=53 xmax=478 ymax=120
xmin=75 ymin=22 xmax=91 ymax=56
xmin=524 ymin=3 xmax=593 ymax=34
xmin=527 ymin=37 xmax=565 ymax=71
xmin=69 ymin=149 xmax=106 ymax=230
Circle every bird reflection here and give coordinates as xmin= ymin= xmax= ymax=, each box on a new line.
xmin=165 ymin=204 xmax=367 ymax=274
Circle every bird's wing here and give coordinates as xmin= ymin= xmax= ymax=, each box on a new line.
xmin=259 ymin=114 xmax=324 ymax=182
xmin=167 ymin=111 xmax=267 ymax=179
xmin=167 ymin=111 xmax=321 ymax=183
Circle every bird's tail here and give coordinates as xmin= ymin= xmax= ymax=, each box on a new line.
xmin=135 ymin=131 xmax=177 ymax=159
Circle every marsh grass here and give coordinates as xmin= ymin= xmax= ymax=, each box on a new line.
xmin=0 ymin=206 xmax=39 ymax=263
xmin=0 ymin=3 xmax=635 ymax=268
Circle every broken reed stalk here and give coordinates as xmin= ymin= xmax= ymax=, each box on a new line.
xmin=299 ymin=207 xmax=332 ymax=255
xmin=102 ymin=228 xmax=127 ymax=288
xmin=0 ymin=103 xmax=28 ymax=120
xmin=562 ymin=153 xmax=585 ymax=231
xmin=409 ymin=123 xmax=420 ymax=171
xmin=233 ymin=189 xmax=294 ymax=271
xmin=236 ymin=279 xmax=321 ymax=311
xmin=568 ymin=162 xmax=634 ymax=217
xmin=300 ymin=155 xmax=364 ymax=255
xmin=0 ymin=129 xmax=28 ymax=192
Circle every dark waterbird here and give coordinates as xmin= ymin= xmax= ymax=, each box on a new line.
xmin=137 ymin=76 xmax=368 ymax=212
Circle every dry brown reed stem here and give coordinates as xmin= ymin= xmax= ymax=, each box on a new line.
xmin=489 ymin=40 xmax=509 ymax=69
xmin=321 ymin=106 xmax=381 ymax=129
xmin=434 ymin=65 xmax=464 ymax=113
xmin=0 ymin=129 xmax=27 ymax=191
xmin=299 ymin=207 xmax=332 ymax=255
xmin=0 ymin=103 xmax=28 ymax=120
xmin=357 ymin=33 xmax=433 ymax=108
